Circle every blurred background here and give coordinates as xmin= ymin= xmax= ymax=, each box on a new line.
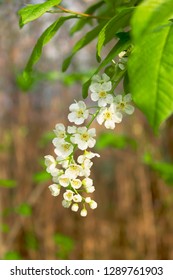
xmin=1 ymin=0 xmax=173 ymax=260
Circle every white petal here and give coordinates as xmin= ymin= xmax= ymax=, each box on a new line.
xmin=69 ymin=103 xmax=78 ymax=112
xmin=89 ymin=83 xmax=101 ymax=92
xmin=101 ymin=81 xmax=112 ymax=91
xmin=88 ymin=128 xmax=96 ymax=137
xmin=105 ymin=120 xmax=115 ymax=129
xmin=98 ymin=98 xmax=107 ymax=107
xmin=68 ymin=112 xmax=77 ymax=123
xmin=114 ymin=95 xmax=123 ymax=103
xmin=113 ymin=112 xmax=123 ymax=123
xmin=91 ymin=92 xmax=99 ymax=102
xmin=106 ymin=94 xmax=114 ymax=104
xmin=125 ymin=104 xmax=134 ymax=115
xmin=102 ymin=73 xmax=110 ymax=82
xmin=92 ymin=74 xmax=101 ymax=82
xmin=124 ymin=93 xmax=132 ymax=102
xmin=67 ymin=126 xmax=77 ymax=134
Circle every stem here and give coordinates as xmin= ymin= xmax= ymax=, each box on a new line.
xmin=55 ymin=5 xmax=110 ymax=20
xmin=86 ymin=109 xmax=100 ymax=129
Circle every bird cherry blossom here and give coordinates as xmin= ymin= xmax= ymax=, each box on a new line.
xmin=114 ymin=94 xmax=135 ymax=115
xmin=68 ymin=100 xmax=89 ymax=125
xmin=97 ymin=104 xmax=122 ymax=129
xmin=44 ymin=70 xmax=135 ymax=217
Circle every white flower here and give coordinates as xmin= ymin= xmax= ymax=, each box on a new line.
xmin=77 ymin=151 xmax=100 ymax=164
xmin=65 ymin=164 xmax=83 ymax=179
xmin=80 ymin=208 xmax=87 ymax=217
xmin=48 ymin=184 xmax=61 ymax=196
xmin=85 ymin=186 xmax=95 ymax=193
xmin=71 ymin=127 xmax=96 ymax=151
xmin=89 ymin=74 xmax=113 ymax=107
xmin=85 ymin=197 xmax=91 ymax=203
xmin=71 ymin=203 xmax=79 ymax=212
xmin=53 ymin=123 xmax=66 ymax=142
xmin=71 ymin=179 xmax=82 ymax=189
xmin=54 ymin=141 xmax=73 ymax=158
xmin=83 ymin=178 xmax=95 ymax=193
xmin=97 ymin=104 xmax=122 ymax=129
xmin=63 ymin=190 xmax=74 ymax=201
xmin=80 ymin=158 xmax=93 ymax=177
xmin=62 ymin=200 xmax=71 ymax=208
xmin=56 ymin=156 xmax=70 ymax=169
xmin=59 ymin=174 xmax=70 ymax=187
xmin=67 ymin=126 xmax=77 ymax=134
xmin=73 ymin=194 xmax=82 ymax=203
xmin=89 ymin=200 xmax=97 ymax=209
xmin=50 ymin=168 xmax=61 ymax=177
xmin=44 ymin=155 xmax=56 ymax=173
xmin=68 ymin=101 xmax=89 ymax=125
xmin=114 ymin=94 xmax=134 ymax=115
xmin=91 ymin=73 xmax=111 ymax=84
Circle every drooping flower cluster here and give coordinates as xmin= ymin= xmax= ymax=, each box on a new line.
xmin=44 ymin=66 xmax=135 ymax=217
xmin=45 ymin=108 xmax=99 ymax=217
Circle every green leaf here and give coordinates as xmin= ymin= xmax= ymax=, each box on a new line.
xmin=15 ymin=203 xmax=32 ymax=216
xmin=32 ymin=171 xmax=51 ymax=183
xmin=54 ymin=233 xmax=74 ymax=259
xmin=97 ymin=7 xmax=134 ymax=59
xmin=62 ymin=22 xmax=106 ymax=72
xmin=70 ymin=1 xmax=105 ymax=35
xmin=18 ymin=0 xmax=62 ymax=28
xmin=24 ymin=16 xmax=75 ymax=75
xmin=0 ymin=223 xmax=10 ymax=233
xmin=0 ymin=179 xmax=17 ymax=188
xmin=96 ymin=132 xmax=137 ymax=150
xmin=82 ymin=32 xmax=131 ymax=98
xmin=143 ymin=153 xmax=173 ymax=186
xmin=128 ymin=0 xmax=173 ymax=133
xmin=4 ymin=251 xmax=22 ymax=260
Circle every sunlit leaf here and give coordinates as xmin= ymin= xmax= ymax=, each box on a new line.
xmin=18 ymin=0 xmax=62 ymax=28
xmin=128 ymin=0 xmax=173 ymax=133
xmin=97 ymin=7 xmax=133 ymax=59
xmin=62 ymin=22 xmax=106 ymax=72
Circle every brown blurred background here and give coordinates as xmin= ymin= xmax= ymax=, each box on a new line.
xmin=0 ymin=0 xmax=173 ymax=260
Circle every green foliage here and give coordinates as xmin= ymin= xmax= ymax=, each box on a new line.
xmin=82 ymin=31 xmax=131 ymax=98
xmin=96 ymin=132 xmax=137 ymax=150
xmin=18 ymin=0 xmax=62 ymax=28
xmin=33 ymin=171 xmax=51 ymax=183
xmin=97 ymin=7 xmax=133 ymax=59
xmin=17 ymin=0 xmax=173 ymax=132
xmin=54 ymin=233 xmax=75 ymax=259
xmin=4 ymin=251 xmax=22 ymax=260
xmin=20 ymin=15 xmax=76 ymax=87
xmin=143 ymin=153 xmax=173 ymax=186
xmin=62 ymin=22 xmax=106 ymax=72
xmin=0 ymin=179 xmax=17 ymax=188
xmin=70 ymin=1 xmax=105 ymax=35
xmin=0 ymin=223 xmax=9 ymax=233
xmin=128 ymin=0 xmax=173 ymax=133
xmin=15 ymin=203 xmax=32 ymax=216
xmin=25 ymin=232 xmax=39 ymax=251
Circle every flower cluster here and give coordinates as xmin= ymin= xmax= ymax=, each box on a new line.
xmin=89 ymin=73 xmax=134 ymax=129
xmin=45 ymin=106 xmax=99 ymax=217
xmin=44 ymin=68 xmax=134 ymax=217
